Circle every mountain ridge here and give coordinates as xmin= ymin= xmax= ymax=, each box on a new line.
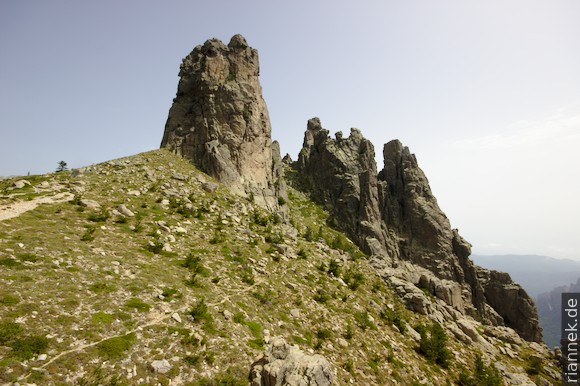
xmin=0 ymin=34 xmax=562 ymax=385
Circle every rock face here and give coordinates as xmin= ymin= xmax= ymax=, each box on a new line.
xmin=160 ymin=34 xmax=286 ymax=211
xmin=296 ymin=118 xmax=542 ymax=342
xmin=249 ymin=337 xmax=334 ymax=386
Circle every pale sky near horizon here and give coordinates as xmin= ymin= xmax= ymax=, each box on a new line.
xmin=1 ymin=1 xmax=579 ymax=260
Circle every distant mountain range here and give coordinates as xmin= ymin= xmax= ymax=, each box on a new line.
xmin=472 ymin=254 xmax=580 ymax=298
xmin=472 ymin=254 xmax=580 ymax=348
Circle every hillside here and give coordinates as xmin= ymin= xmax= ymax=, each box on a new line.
xmin=0 ymin=150 xmax=561 ymax=385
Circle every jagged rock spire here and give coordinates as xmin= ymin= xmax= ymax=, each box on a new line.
xmin=160 ymin=34 xmax=286 ymax=211
xmin=296 ymin=117 xmax=542 ymax=342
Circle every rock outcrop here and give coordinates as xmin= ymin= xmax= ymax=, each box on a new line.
xmin=296 ymin=118 xmax=542 ymax=342
xmin=249 ymin=337 xmax=334 ymax=386
xmin=160 ymin=34 xmax=286 ymax=212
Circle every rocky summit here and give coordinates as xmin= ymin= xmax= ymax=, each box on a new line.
xmin=296 ymin=118 xmax=542 ymax=342
xmin=0 ymin=34 xmax=561 ymax=385
xmin=161 ymin=34 xmax=286 ymax=214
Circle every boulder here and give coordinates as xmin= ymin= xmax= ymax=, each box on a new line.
xmin=117 ymin=204 xmax=134 ymax=217
xmin=79 ymin=199 xmax=101 ymax=210
xmin=150 ymin=359 xmax=171 ymax=374
xmin=250 ymin=337 xmax=333 ymax=386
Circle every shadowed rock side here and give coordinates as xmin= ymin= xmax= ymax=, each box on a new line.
xmin=160 ymin=34 xmax=286 ymax=212
xmin=296 ymin=117 xmax=542 ymax=342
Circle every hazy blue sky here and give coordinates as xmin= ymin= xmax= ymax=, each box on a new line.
xmin=1 ymin=1 xmax=579 ymax=260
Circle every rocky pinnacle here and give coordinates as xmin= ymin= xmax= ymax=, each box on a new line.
xmin=160 ymin=34 xmax=286 ymax=212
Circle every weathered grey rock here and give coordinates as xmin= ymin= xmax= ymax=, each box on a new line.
xmin=171 ymin=172 xmax=187 ymax=181
xmin=12 ymin=180 xmax=31 ymax=189
xmin=150 ymin=359 xmax=171 ymax=374
xmin=117 ymin=204 xmax=134 ymax=217
xmin=295 ymin=118 xmax=542 ymax=342
xmin=296 ymin=118 xmax=393 ymax=259
xmin=476 ymin=268 xmax=542 ymax=342
xmin=160 ymin=34 xmax=286 ymax=213
xmin=249 ymin=337 xmax=334 ymax=386
xmin=202 ymin=182 xmax=219 ymax=193
xmin=79 ymin=199 xmax=101 ymax=210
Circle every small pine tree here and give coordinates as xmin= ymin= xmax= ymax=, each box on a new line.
xmin=56 ymin=160 xmax=68 ymax=172
xmin=418 ymin=322 xmax=452 ymax=368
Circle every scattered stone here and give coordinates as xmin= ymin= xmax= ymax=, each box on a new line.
xmin=37 ymin=354 xmax=47 ymax=361
xmin=171 ymin=313 xmax=182 ymax=323
xmin=201 ymin=182 xmax=219 ymax=193
xmin=79 ymin=199 xmax=101 ymax=209
xmin=12 ymin=180 xmax=31 ymax=189
xmin=157 ymin=221 xmax=171 ymax=232
xmin=117 ymin=204 xmax=134 ymax=217
xmin=274 ymin=244 xmax=288 ymax=255
xmin=150 ymin=359 xmax=171 ymax=374
xmin=172 ymin=173 xmax=187 ymax=181
xmin=127 ymin=190 xmax=141 ymax=196
xmin=223 ymin=310 xmax=233 ymax=320
xmin=174 ymin=226 xmax=187 ymax=234
xmin=290 ymin=309 xmax=300 ymax=318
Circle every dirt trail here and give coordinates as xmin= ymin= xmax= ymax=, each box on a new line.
xmin=0 ymin=192 xmax=73 ymax=221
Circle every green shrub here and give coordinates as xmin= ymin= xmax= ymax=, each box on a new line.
xmin=241 ymin=268 xmax=255 ymax=285
xmin=125 ymin=298 xmax=151 ymax=312
xmin=526 ymin=355 xmax=542 ymax=376
xmin=182 ymin=253 xmax=209 ymax=275
xmin=304 ymin=226 xmax=315 ymax=242
xmin=87 ymin=209 xmax=110 ymax=222
xmin=96 ymin=333 xmax=135 ymax=359
xmin=91 ymin=311 xmax=114 ymax=324
xmin=161 ymin=287 xmax=180 ymax=301
xmin=251 ymin=210 xmax=269 ymax=226
xmin=458 ymin=353 xmax=503 ymax=386
xmin=327 ymin=259 xmax=341 ymax=277
xmin=354 ymin=311 xmax=376 ymax=331
xmin=417 ymin=322 xmax=452 ymax=368
xmin=380 ymin=304 xmax=407 ymax=335
xmin=344 ymin=322 xmax=355 ymax=340
xmin=0 ymin=258 xmax=22 ymax=268
xmin=316 ymin=328 xmax=332 ymax=340
xmin=146 ymin=237 xmax=164 ymax=253
xmin=313 ymin=288 xmax=331 ymax=304
xmin=0 ymin=293 xmax=20 ymax=305
xmin=343 ymin=269 xmax=365 ymax=291
xmin=81 ymin=225 xmax=96 ymax=241
xmin=209 ymin=230 xmax=225 ymax=244
xmin=89 ymin=282 xmax=115 ymax=293
xmin=233 ymin=312 xmax=245 ymax=324
xmin=190 ymin=298 xmax=212 ymax=323
xmin=191 ymin=368 xmax=248 ymax=386
xmin=246 ymin=321 xmax=262 ymax=338
xmin=9 ymin=335 xmax=49 ymax=359
xmin=253 ymin=289 xmax=274 ymax=305
xmin=0 ymin=321 xmax=24 ymax=344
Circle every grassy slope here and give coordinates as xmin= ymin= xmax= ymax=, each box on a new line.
xmin=0 ymin=149 xmax=560 ymax=385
